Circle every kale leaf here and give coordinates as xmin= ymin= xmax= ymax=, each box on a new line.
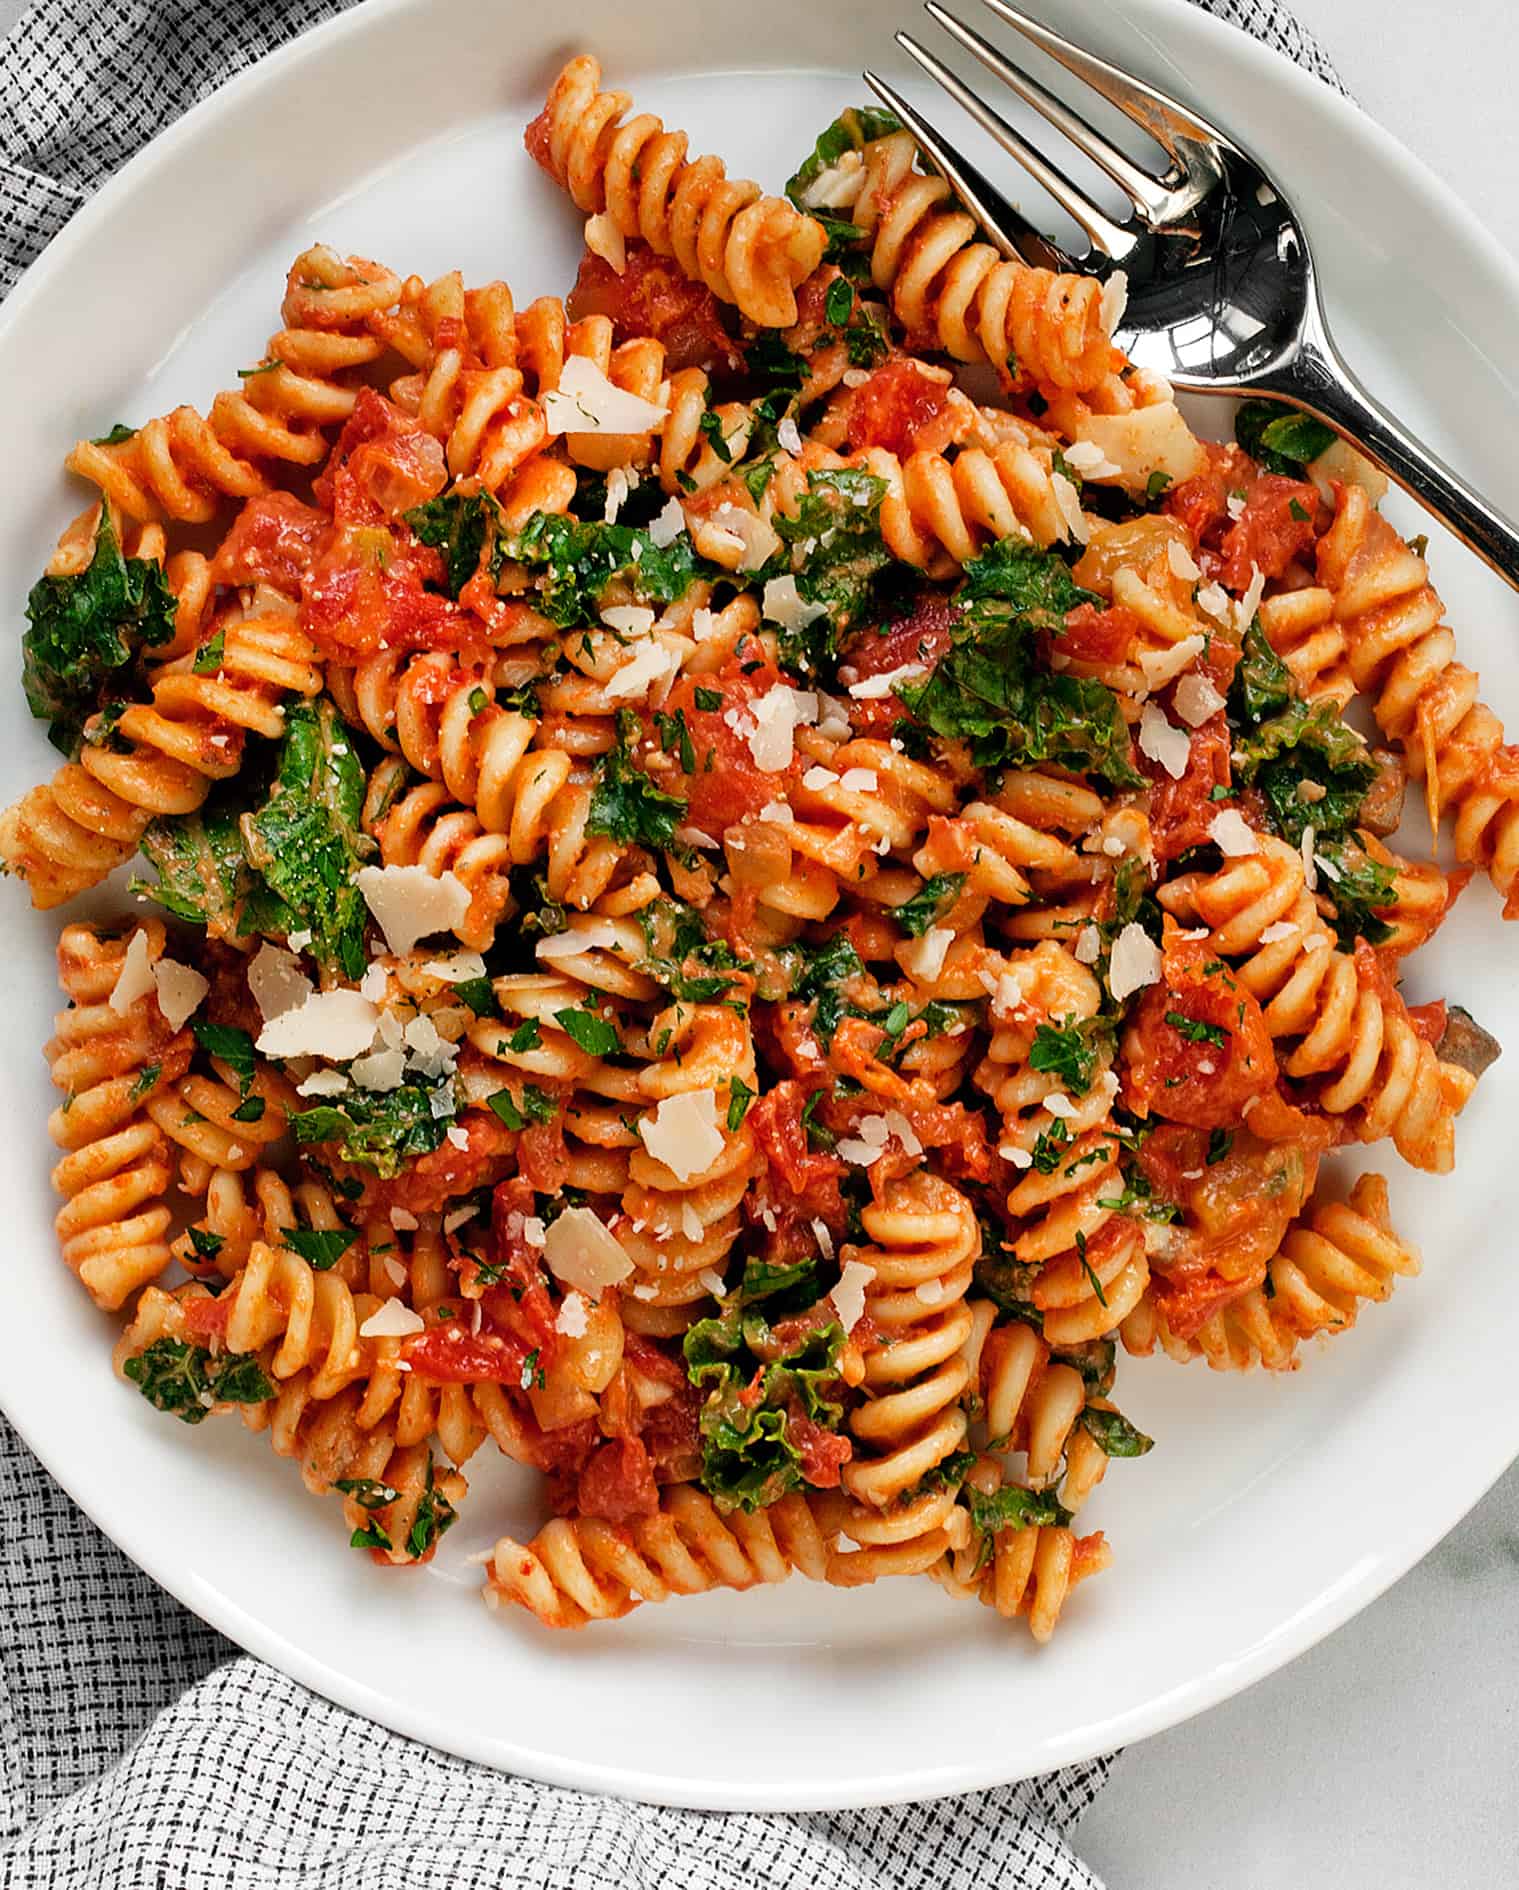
xmin=22 ymin=509 xmax=177 ymax=755
xmin=785 ymin=106 xmax=904 ymax=265
xmin=586 ymin=712 xmax=688 ymax=847
xmin=964 ymin=1480 xmax=1073 ymax=1542
xmin=1228 ymin=616 xmax=1294 ymax=726
xmin=892 ymin=872 xmax=967 ymax=937
xmin=123 ymin=1336 xmax=273 ymax=1424
xmin=1028 ymin=1016 xmax=1113 ymax=1095
xmin=1313 ymin=836 xmax=1397 ymax=949
xmin=1234 ymin=698 xmax=1378 ymax=845
xmin=240 ymin=699 xmax=371 ymax=977
xmin=769 ymin=468 xmax=894 ymax=675
xmin=404 ymin=489 xmax=505 ymax=598
xmin=900 ymin=540 xmax=1139 ymax=786
xmin=1078 ymin=1406 xmax=1155 ymax=1458
xmin=1234 ymin=400 xmax=1335 ymax=475
xmin=508 ymin=512 xmax=713 ymax=626
xmin=683 ymin=1292 xmax=847 ymax=1513
xmin=291 ymin=1081 xmax=455 ymax=1179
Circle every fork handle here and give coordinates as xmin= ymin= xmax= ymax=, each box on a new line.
xmin=1257 ymin=324 xmax=1519 ymax=594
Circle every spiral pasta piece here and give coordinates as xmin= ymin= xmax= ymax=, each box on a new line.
xmin=1319 ymin=484 xmax=1519 ymax=913
xmin=1122 ymin=1173 xmax=1418 ymax=1371
xmin=530 ymin=56 xmax=826 ymax=328
xmin=822 ymin=1174 xmax=978 ymax=1585
xmin=1160 ymin=836 xmax=1470 ymax=1171
xmin=841 ymin=129 xmax=1120 ymax=391
xmin=960 ymin=1305 xmax=1111 ymax=1511
xmin=857 ymin=439 xmax=1074 ymax=571
xmin=0 ymin=584 xmax=323 ymax=907
xmin=65 ymin=247 xmax=403 ymax=524
xmin=930 ymin=1460 xmax=1111 ymax=1642
xmin=45 ymin=922 xmax=188 ymax=1309
xmin=485 ymin=1482 xmax=833 ymax=1628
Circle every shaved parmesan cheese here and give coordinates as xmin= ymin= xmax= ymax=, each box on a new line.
xmin=600 ymin=604 xmax=655 ymax=637
xmin=800 ymin=149 xmax=864 ymax=210
xmin=758 ymin=800 xmax=793 ymax=824
xmin=404 ymin=1014 xmax=455 ymax=1079
xmin=993 ymin=970 xmax=1028 ymax=1016
xmin=109 ymin=930 xmax=155 ymax=1016
xmin=1043 ymin=1092 xmax=1075 ymax=1119
xmin=286 ymin=929 xmax=312 ymax=952
xmin=382 ymin=1256 xmax=409 ymax=1289
xmin=1259 ymin=920 xmax=1299 ymax=944
xmin=637 ymin=1090 xmax=725 ymax=1182
xmin=543 ymin=1206 xmax=633 ymax=1294
xmin=802 ymin=766 xmax=840 ymax=790
xmin=915 ymin=1278 xmax=946 ymax=1305
xmin=1209 ymin=808 xmax=1258 ymax=856
xmin=1174 ymin=671 xmax=1226 ymax=727
xmin=711 ymin=502 xmax=781 ymax=571
xmin=858 ymin=1116 xmax=890 ymax=1148
xmin=1314 ymin=850 xmax=1342 ymax=884
xmin=359 ymin=962 xmax=388 ymax=1003
xmin=1138 ymin=703 xmax=1190 ymax=779
xmin=1301 ymin=825 xmax=1318 ymax=892
xmin=442 ymin=1205 xmax=477 ymax=1234
xmin=296 ymin=1068 xmax=350 ymax=1098
xmin=521 ymin=1216 xmax=546 ymax=1249
xmin=360 ymin=1301 xmax=425 ymax=1340
xmin=680 ymin=1202 xmax=705 ymax=1242
xmin=584 ymin=210 xmax=626 ymax=275
xmin=1100 ymin=270 xmax=1129 ymax=335
xmin=689 ymin=606 xmax=716 ymax=641
xmin=899 ymin=926 xmax=954 ymax=981
xmin=1303 ymin=931 xmax=1329 ymax=954
xmin=357 ymin=865 xmax=470 ymax=956
xmin=812 ymin=1219 xmax=834 ymax=1261
xmin=1074 ymin=923 xmax=1102 ymax=965
xmin=1167 ymin=539 xmax=1201 ymax=582
xmin=603 ymin=465 xmax=632 ymax=524
xmin=1108 ymin=922 xmax=1162 ymax=1003
xmin=1195 ymin=581 xmax=1231 ymax=623
xmin=883 ymin=1109 xmax=922 ymax=1157
xmin=256 ymin=988 xmax=379 ymax=1062
xmin=537 ymin=919 xmax=622 ymax=961
xmin=839 ymin=768 xmax=878 ymax=793
xmin=698 ymin=1267 xmax=727 ymax=1299
xmin=830 ymin=1259 xmax=875 ymax=1334
xmin=815 ymin=693 xmax=852 ymax=741
xmin=1138 ymin=634 xmax=1206 ymax=693
xmin=1061 ymin=438 xmax=1122 ymax=480
xmin=421 ymin=951 xmax=488 ymax=984
xmin=674 ymin=825 xmax=717 ymax=850
xmin=1050 ymin=471 xmax=1089 ymax=545
xmin=648 ymin=496 xmax=686 ymax=548
xmin=152 ymin=958 xmax=208 ymax=1031
xmin=446 ymin=1125 xmax=469 ymax=1150
xmin=542 ymin=354 xmax=667 ymax=437
xmin=848 ymin=662 xmax=927 ymax=700
xmin=836 ymin=1135 xmax=886 ymax=1168
xmin=605 ymin=639 xmax=678 ymax=702
xmin=777 ymin=415 xmax=803 ymax=455
xmin=746 ymin=684 xmax=804 ymax=772
xmin=555 ymin=1290 xmax=591 ymax=1338
xmin=350 ymin=1045 xmax=405 ymax=1093
xmin=1235 ymin=564 xmax=1266 ymax=631
xmin=762 ymin=575 xmax=828 ymax=637
xmin=1002 ymin=1144 xmax=1034 ymax=1169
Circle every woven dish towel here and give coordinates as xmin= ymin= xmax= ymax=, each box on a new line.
xmin=0 ymin=2 xmax=1340 ymax=1883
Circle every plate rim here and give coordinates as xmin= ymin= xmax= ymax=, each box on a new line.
xmin=3 ymin=0 xmax=1519 ymax=1810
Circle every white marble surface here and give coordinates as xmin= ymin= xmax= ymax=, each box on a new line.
xmin=1 ymin=0 xmax=1516 ymax=1877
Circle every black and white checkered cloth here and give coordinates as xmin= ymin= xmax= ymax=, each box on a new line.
xmin=0 ymin=2 xmax=1340 ymax=1882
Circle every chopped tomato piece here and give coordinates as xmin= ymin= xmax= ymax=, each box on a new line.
xmin=790 ymin=1411 xmax=852 ymax=1487
xmin=1123 ymin=930 xmax=1277 ymax=1127
xmin=1059 ymin=602 xmax=1141 ymax=667
xmin=845 ymin=359 xmax=953 ymax=456
xmin=362 ymin=1110 xmax=516 ymax=1219
xmin=650 ymin=660 xmax=802 ymax=829
xmin=403 ymin=1317 xmax=532 ymax=1384
xmin=568 ymin=242 xmax=744 ymax=375
xmin=839 ymin=591 xmax=958 ymax=738
xmin=180 ymin=1294 xmax=232 ymax=1344
xmin=575 ymin=1436 xmax=660 ymax=1523
xmin=209 ymin=492 xmax=326 ymax=594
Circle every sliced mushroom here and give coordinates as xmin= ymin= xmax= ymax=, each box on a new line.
xmin=1436 ymin=1005 xmax=1502 ymax=1079
xmin=1357 ymin=749 xmax=1407 ymax=838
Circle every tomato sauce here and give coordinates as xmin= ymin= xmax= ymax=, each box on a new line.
xmin=845 ymin=359 xmax=953 ymax=456
xmin=1059 ymin=601 xmax=1141 ymax=667
xmin=1122 ymin=931 xmax=1277 ymax=1127
xmin=1165 ymin=442 xmax=1321 ymax=588
xmin=839 ymin=590 xmax=958 ymax=738
xmin=568 ymin=242 xmax=744 ymax=376
xmin=651 ymin=661 xmax=803 ymax=829
xmin=361 ymin=1110 xmax=516 ymax=1220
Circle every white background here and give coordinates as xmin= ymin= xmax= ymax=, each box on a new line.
xmin=1 ymin=0 xmax=1516 ymax=1878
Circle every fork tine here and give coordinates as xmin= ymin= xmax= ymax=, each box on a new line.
xmin=923 ymin=2 xmax=1173 ymax=225
xmin=861 ymin=67 xmax=1079 ymax=273
xmin=974 ymin=0 xmax=1224 ymax=164
xmin=894 ymin=29 xmax=1135 ymax=260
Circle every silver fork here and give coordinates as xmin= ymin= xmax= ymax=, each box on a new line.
xmin=865 ymin=0 xmax=1519 ymax=592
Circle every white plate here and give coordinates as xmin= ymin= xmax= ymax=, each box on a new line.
xmin=3 ymin=0 xmax=1518 ymax=1813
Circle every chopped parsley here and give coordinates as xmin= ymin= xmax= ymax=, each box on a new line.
xmin=280 ymin=1227 xmax=358 ymax=1271
xmin=123 ymin=1337 xmax=273 ymax=1424
xmin=1028 ymin=1016 xmax=1111 ymax=1096
xmin=291 ymin=1082 xmax=455 ymax=1179
xmin=1234 ymin=400 xmax=1335 ymax=475
xmin=586 ymin=712 xmax=688 ymax=847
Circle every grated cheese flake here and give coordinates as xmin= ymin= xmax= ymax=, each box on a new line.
xmin=848 ymin=662 xmax=927 ymax=700
xmin=555 ymin=1291 xmax=591 ymax=1338
xmin=899 ymin=926 xmax=953 ymax=981
xmin=648 ymin=496 xmax=686 ymax=548
xmin=1137 ymin=702 xmax=1191 ymax=779
xmin=584 ymin=210 xmax=626 ymax=274
xmin=537 ymin=919 xmax=622 ymax=962
xmin=830 ymin=1259 xmax=876 ymax=1333
xmin=359 ymin=1301 xmax=425 ymax=1340
xmin=839 ymin=768 xmax=878 ymax=793
xmin=600 ymin=604 xmax=656 ymax=637
xmin=296 ymin=1068 xmax=350 ymax=1098
xmin=1074 ymin=924 xmax=1102 ymax=965
xmin=1301 ymin=824 xmax=1318 ymax=892
xmin=1208 ymin=808 xmax=1259 ymax=856
xmin=1099 ymin=270 xmax=1129 ymax=335
xmin=1259 ymin=920 xmax=1300 ymax=944
xmin=256 ymin=987 xmax=379 ymax=1062
xmin=249 ymin=941 xmax=315 ymax=1023
xmin=1166 ymin=539 xmax=1201 ymax=582
xmin=542 ymin=1206 xmax=634 ymax=1293
xmin=604 ymin=638 xmax=679 ymax=702
xmin=152 ymin=958 xmax=209 ymax=1031
xmin=541 ymin=353 xmax=667 ymax=437
xmin=636 ymin=1090 xmax=725 ymax=1182
xmin=1108 ymin=922 xmax=1163 ymax=1002
xmin=357 ymin=864 xmax=470 ymax=956
xmin=349 ymin=1045 xmax=405 ymax=1093
xmin=108 ymin=930 xmax=155 ymax=1015
xmin=761 ymin=574 xmax=828 ymax=637
xmin=1050 ymin=471 xmax=1090 ymax=545
xmin=1173 ymin=671 xmax=1227 ymax=728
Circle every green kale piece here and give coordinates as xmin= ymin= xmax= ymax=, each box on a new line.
xmin=586 ymin=712 xmax=688 ymax=847
xmin=122 ymin=1337 xmax=273 ymax=1425
xmin=1233 ymin=698 xmax=1378 ymax=845
xmin=507 ymin=512 xmax=713 ymax=626
xmin=1078 ymin=1407 xmax=1155 ymax=1458
xmin=964 ymin=1481 xmax=1072 ymax=1544
xmin=291 ymin=1081 xmax=455 ymax=1179
xmin=1234 ymin=400 xmax=1335 ymax=475
xmin=22 ymin=509 xmax=177 ymax=755
xmin=1028 ymin=1017 xmax=1113 ymax=1095
xmin=900 ymin=540 xmax=1139 ymax=786
xmin=404 ymin=489 xmax=505 ymax=598
xmin=1312 ymin=836 xmax=1397 ymax=950
xmin=240 ymin=699 xmax=371 ymax=978
xmin=891 ymin=873 xmax=968 ymax=938
xmin=769 ymin=468 xmax=893 ymax=675
xmin=683 ymin=1286 xmax=847 ymax=1512
xmin=784 ymin=105 xmax=904 ymax=264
